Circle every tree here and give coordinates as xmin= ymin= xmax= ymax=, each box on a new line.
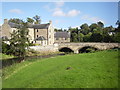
xmin=54 ymin=28 xmax=58 ymax=32
xmin=78 ymin=33 xmax=84 ymax=42
xmin=90 ymin=33 xmax=103 ymax=42
xmin=97 ymin=21 xmax=104 ymax=28
xmin=9 ymin=18 xmax=23 ymax=24
xmin=83 ymin=32 xmax=92 ymax=42
xmin=80 ymin=23 xmax=90 ymax=35
xmin=116 ymin=20 xmax=120 ymax=28
xmin=33 ymin=15 xmax=41 ymax=24
xmin=2 ymin=41 xmax=10 ymax=54
xmin=71 ymin=33 xmax=78 ymax=42
xmin=27 ymin=17 xmax=34 ymax=24
xmin=113 ymin=32 xmax=120 ymax=43
xmin=89 ymin=23 xmax=98 ymax=32
xmin=9 ymin=21 xmax=29 ymax=58
xmin=102 ymin=27 xmax=114 ymax=42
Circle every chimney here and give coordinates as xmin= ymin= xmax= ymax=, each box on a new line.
xmin=4 ymin=19 xmax=8 ymax=24
xmin=49 ymin=20 xmax=52 ymax=24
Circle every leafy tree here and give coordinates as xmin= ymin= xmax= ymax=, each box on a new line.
xmin=33 ymin=15 xmax=41 ymax=24
xmin=71 ymin=33 xmax=78 ymax=42
xmin=80 ymin=23 xmax=90 ymax=35
xmin=97 ymin=21 xmax=104 ymax=28
xmin=89 ymin=23 xmax=98 ymax=32
xmin=2 ymin=41 xmax=10 ymax=54
xmin=113 ymin=32 xmax=120 ymax=43
xmin=83 ymin=32 xmax=92 ymax=42
xmin=103 ymin=35 xmax=113 ymax=42
xmin=9 ymin=21 xmax=29 ymax=58
xmin=54 ymin=28 xmax=58 ymax=32
xmin=27 ymin=17 xmax=34 ymax=24
xmin=9 ymin=18 xmax=23 ymax=24
xmin=116 ymin=20 xmax=120 ymax=28
xmin=102 ymin=27 xmax=114 ymax=42
xmin=78 ymin=33 xmax=84 ymax=42
xmin=90 ymin=33 xmax=103 ymax=42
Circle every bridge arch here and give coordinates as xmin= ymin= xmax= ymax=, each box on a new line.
xmin=59 ymin=47 xmax=74 ymax=53
xmin=78 ymin=46 xmax=99 ymax=53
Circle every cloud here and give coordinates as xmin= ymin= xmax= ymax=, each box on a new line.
xmin=44 ymin=2 xmax=80 ymax=17
xmin=9 ymin=9 xmax=23 ymax=14
xmin=81 ymin=15 xmax=105 ymax=24
xmin=52 ymin=8 xmax=80 ymax=17
xmin=52 ymin=8 xmax=65 ymax=16
xmin=67 ymin=9 xmax=80 ymax=17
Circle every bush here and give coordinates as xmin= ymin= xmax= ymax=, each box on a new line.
xmin=2 ymin=42 xmax=10 ymax=54
xmin=86 ymin=48 xmax=96 ymax=53
xmin=29 ymin=43 xmax=36 ymax=46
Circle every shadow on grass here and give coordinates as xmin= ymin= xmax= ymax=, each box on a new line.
xmin=1 ymin=53 xmax=66 ymax=69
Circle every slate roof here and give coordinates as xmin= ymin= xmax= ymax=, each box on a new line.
xmin=33 ymin=24 xmax=50 ymax=29
xmin=8 ymin=22 xmax=21 ymax=28
xmin=35 ymin=36 xmax=46 ymax=41
xmin=54 ymin=32 xmax=70 ymax=39
xmin=8 ymin=22 xmax=50 ymax=29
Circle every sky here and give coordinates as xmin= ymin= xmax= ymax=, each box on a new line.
xmin=1 ymin=1 xmax=119 ymax=29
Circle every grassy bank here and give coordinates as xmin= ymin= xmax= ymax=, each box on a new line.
xmin=0 ymin=53 xmax=15 ymax=60
xmin=2 ymin=50 xmax=119 ymax=88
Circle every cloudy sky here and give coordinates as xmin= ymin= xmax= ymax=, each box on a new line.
xmin=1 ymin=1 xmax=118 ymax=29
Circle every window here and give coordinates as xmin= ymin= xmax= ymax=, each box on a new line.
xmin=37 ymin=29 xmax=38 ymax=32
xmin=27 ymin=38 xmax=29 ymax=40
xmin=37 ymin=35 xmax=38 ymax=37
xmin=65 ymin=38 xmax=67 ymax=40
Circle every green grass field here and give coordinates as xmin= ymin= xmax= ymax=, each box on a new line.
xmin=2 ymin=50 xmax=119 ymax=88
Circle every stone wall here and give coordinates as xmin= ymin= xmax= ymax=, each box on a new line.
xmin=29 ymin=44 xmax=58 ymax=53
xmin=48 ymin=22 xmax=54 ymax=45
xmin=54 ymin=38 xmax=70 ymax=43
xmin=28 ymin=28 xmax=34 ymax=42
xmin=35 ymin=29 xmax=47 ymax=40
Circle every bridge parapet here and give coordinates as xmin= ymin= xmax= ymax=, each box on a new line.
xmin=58 ymin=42 xmax=119 ymax=53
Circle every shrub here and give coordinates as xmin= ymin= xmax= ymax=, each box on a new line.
xmin=2 ymin=42 xmax=10 ymax=54
xmin=86 ymin=48 xmax=96 ymax=53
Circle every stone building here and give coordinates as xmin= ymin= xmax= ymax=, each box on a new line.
xmin=0 ymin=19 xmax=54 ymax=46
xmin=54 ymin=32 xmax=70 ymax=43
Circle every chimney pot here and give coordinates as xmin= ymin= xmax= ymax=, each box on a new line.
xmin=4 ymin=19 xmax=8 ymax=23
xmin=49 ymin=20 xmax=52 ymax=24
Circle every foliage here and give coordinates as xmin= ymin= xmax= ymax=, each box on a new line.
xmin=116 ymin=20 xmax=120 ymax=28
xmin=27 ymin=17 xmax=34 ymax=24
xmin=9 ymin=21 xmax=30 ymax=58
xmin=71 ymin=32 xmax=78 ymax=42
xmin=80 ymin=23 xmax=90 ymax=35
xmin=113 ymin=32 xmax=120 ymax=43
xmin=2 ymin=42 xmax=10 ymax=54
xmin=85 ymin=48 xmax=96 ymax=53
xmin=77 ymin=33 xmax=84 ymax=42
xmin=2 ymin=50 xmax=118 ymax=88
xmin=69 ymin=21 xmax=119 ymax=43
xmin=9 ymin=18 xmax=23 ymax=24
xmin=90 ymin=33 xmax=103 ymax=42
xmin=33 ymin=15 xmax=41 ymax=24
xmin=97 ymin=21 xmax=104 ymax=28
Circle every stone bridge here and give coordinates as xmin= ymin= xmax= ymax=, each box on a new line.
xmin=57 ymin=42 xmax=119 ymax=53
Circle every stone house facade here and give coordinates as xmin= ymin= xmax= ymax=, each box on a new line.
xmin=0 ymin=19 xmax=54 ymax=46
xmin=54 ymin=32 xmax=70 ymax=43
